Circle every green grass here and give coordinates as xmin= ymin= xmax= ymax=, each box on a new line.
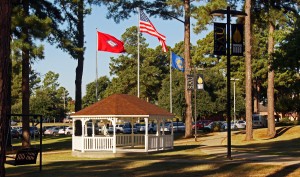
xmin=5 ymin=126 xmax=300 ymax=177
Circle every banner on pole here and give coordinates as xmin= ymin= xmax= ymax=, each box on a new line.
xmin=196 ymin=74 xmax=204 ymax=90
xmin=213 ymin=23 xmax=226 ymax=56
xmin=231 ymin=24 xmax=244 ymax=56
xmin=187 ymin=75 xmax=194 ymax=90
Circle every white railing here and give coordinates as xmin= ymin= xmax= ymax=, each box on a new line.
xmin=84 ymin=137 xmax=113 ymax=151
xmin=148 ymin=135 xmax=158 ymax=150
xmin=148 ymin=135 xmax=173 ymax=150
xmin=116 ymin=134 xmax=144 ymax=146
xmin=74 ymin=134 xmax=173 ymax=152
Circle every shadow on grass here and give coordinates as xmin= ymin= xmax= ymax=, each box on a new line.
xmin=267 ymin=163 xmax=300 ymax=177
xmin=232 ymin=137 xmax=300 ymax=156
xmin=5 ymin=156 xmax=299 ymax=177
xmin=275 ymin=126 xmax=292 ymax=138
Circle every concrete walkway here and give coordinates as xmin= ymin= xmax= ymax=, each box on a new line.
xmin=199 ymin=131 xmax=300 ymax=166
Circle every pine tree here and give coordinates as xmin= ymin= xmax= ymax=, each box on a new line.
xmin=0 ymin=1 xmax=12 ymax=176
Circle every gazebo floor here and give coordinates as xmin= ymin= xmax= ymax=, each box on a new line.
xmin=72 ymin=146 xmax=173 ymax=158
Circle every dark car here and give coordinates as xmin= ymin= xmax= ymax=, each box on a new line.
xmin=11 ymin=129 xmax=20 ymax=139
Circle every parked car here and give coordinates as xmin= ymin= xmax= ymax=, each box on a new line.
xmin=203 ymin=121 xmax=224 ymax=132
xmin=11 ymin=126 xmax=22 ymax=133
xmin=58 ymin=127 xmax=68 ymax=135
xmin=171 ymin=122 xmax=185 ymax=132
xmin=138 ymin=123 xmax=156 ymax=133
xmin=192 ymin=120 xmax=212 ymax=130
xmin=17 ymin=127 xmax=39 ymax=137
xmin=252 ymin=114 xmax=267 ymax=128
xmin=31 ymin=127 xmax=39 ymax=137
xmin=65 ymin=127 xmax=73 ymax=135
xmin=234 ymin=120 xmax=246 ymax=129
xmin=86 ymin=122 xmax=100 ymax=135
xmin=122 ymin=123 xmax=137 ymax=134
xmin=108 ymin=124 xmax=124 ymax=134
xmin=223 ymin=122 xmax=238 ymax=130
xmin=11 ymin=129 xmax=20 ymax=139
xmin=44 ymin=127 xmax=60 ymax=136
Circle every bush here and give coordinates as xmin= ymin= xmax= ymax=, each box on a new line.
xmin=276 ymin=117 xmax=298 ymax=126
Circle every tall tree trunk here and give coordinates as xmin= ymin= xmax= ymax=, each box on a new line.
xmin=21 ymin=0 xmax=30 ymax=147
xmin=75 ymin=0 xmax=84 ymax=112
xmin=267 ymin=21 xmax=276 ymax=138
xmin=245 ymin=0 xmax=253 ymax=141
xmin=184 ymin=0 xmax=192 ymax=138
xmin=6 ymin=46 xmax=12 ymax=148
xmin=0 ymin=0 xmax=11 ymax=176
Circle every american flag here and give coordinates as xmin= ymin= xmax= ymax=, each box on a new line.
xmin=139 ymin=10 xmax=167 ymax=52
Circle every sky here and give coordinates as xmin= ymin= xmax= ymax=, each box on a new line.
xmin=32 ymin=5 xmax=207 ymax=99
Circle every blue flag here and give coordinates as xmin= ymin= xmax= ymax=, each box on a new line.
xmin=171 ymin=52 xmax=184 ymax=72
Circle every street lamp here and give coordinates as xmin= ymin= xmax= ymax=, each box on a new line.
xmin=210 ymin=6 xmax=247 ymax=159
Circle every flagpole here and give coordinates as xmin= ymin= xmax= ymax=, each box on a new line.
xmin=95 ymin=28 xmax=98 ymax=102
xmin=137 ymin=7 xmax=140 ymax=98
xmin=170 ymin=51 xmax=172 ymax=113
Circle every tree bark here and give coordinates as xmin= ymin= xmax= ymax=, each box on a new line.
xmin=0 ymin=0 xmax=11 ymax=176
xmin=75 ymin=0 xmax=84 ymax=112
xmin=245 ymin=0 xmax=253 ymax=141
xmin=184 ymin=0 xmax=192 ymax=138
xmin=21 ymin=0 xmax=30 ymax=147
xmin=267 ymin=21 xmax=276 ymax=138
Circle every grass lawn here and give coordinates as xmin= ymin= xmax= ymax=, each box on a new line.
xmin=5 ymin=125 xmax=300 ymax=177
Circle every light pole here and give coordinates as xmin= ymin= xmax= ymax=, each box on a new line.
xmin=211 ymin=6 xmax=246 ymax=159
xmin=193 ymin=67 xmax=204 ymax=142
xmin=231 ymin=78 xmax=239 ymax=123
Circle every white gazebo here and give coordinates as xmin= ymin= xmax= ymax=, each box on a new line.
xmin=71 ymin=94 xmax=174 ymax=155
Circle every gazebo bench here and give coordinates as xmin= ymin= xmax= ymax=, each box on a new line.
xmin=6 ymin=147 xmax=39 ymax=166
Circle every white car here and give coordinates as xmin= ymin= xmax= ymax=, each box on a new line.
xmin=64 ymin=127 xmax=73 ymax=135
xmin=44 ymin=127 xmax=60 ymax=136
xmin=234 ymin=120 xmax=246 ymax=129
xmin=58 ymin=126 xmax=72 ymax=135
xmin=138 ymin=123 xmax=157 ymax=133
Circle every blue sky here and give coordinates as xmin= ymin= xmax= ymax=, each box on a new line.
xmin=32 ymin=5 xmax=207 ymax=99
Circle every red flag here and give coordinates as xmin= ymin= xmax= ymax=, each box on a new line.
xmin=97 ymin=31 xmax=125 ymax=53
xmin=139 ymin=10 xmax=167 ymax=52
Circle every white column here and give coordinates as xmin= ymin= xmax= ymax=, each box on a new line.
xmin=156 ymin=119 xmax=160 ymax=136
xmin=162 ymin=118 xmax=165 ymax=150
xmin=92 ymin=120 xmax=95 ymax=150
xmin=84 ymin=121 xmax=87 ymax=137
xmin=131 ymin=118 xmax=134 ymax=148
xmin=145 ymin=118 xmax=149 ymax=152
xmin=112 ymin=118 xmax=116 ymax=153
xmin=171 ymin=120 xmax=174 ymax=149
xmin=92 ymin=120 xmax=95 ymax=137
xmin=81 ymin=119 xmax=85 ymax=152
xmin=156 ymin=119 xmax=161 ymax=151
xmin=72 ymin=118 xmax=75 ymax=151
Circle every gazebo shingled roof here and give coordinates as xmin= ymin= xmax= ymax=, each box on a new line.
xmin=72 ymin=94 xmax=174 ymax=117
